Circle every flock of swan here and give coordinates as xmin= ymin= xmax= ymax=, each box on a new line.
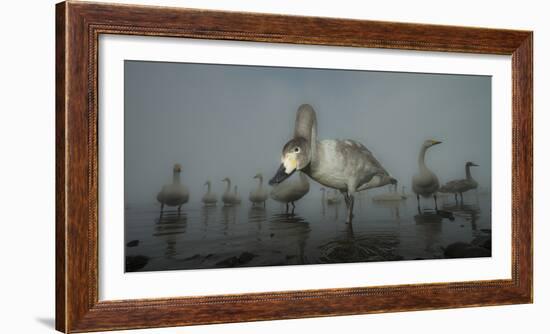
xmin=156 ymin=167 xmax=309 ymax=215
xmin=156 ymin=104 xmax=480 ymax=222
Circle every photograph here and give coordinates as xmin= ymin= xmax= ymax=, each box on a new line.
xmin=124 ymin=60 xmax=492 ymax=272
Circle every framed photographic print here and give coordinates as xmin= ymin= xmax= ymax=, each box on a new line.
xmin=56 ymin=1 xmax=532 ymax=332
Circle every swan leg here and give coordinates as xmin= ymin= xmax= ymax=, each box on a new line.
xmin=416 ymin=194 xmax=421 ymax=213
xmin=433 ymin=194 xmax=438 ymax=210
xmin=346 ymin=193 xmax=355 ymax=224
xmin=177 ymin=204 xmax=182 ymax=215
xmin=454 ymin=193 xmax=458 ymax=203
xmin=460 ymin=192 xmax=464 ymax=203
xmin=291 ymin=201 xmax=296 ymax=214
xmin=285 ymin=203 xmax=289 ymax=213
xmin=160 ymin=203 xmax=164 ymax=216
xmin=341 ymin=190 xmax=350 ymax=208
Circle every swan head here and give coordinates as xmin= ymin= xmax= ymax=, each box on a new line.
xmin=173 ymin=164 xmax=182 ymax=173
xmin=423 ymin=139 xmax=442 ymax=148
xmin=466 ymin=161 xmax=479 ymax=167
xmin=222 ymin=177 xmax=230 ymax=183
xmin=204 ymin=180 xmax=211 ymax=186
xmin=253 ymin=173 xmax=263 ymax=179
xmin=269 ymin=137 xmax=309 ymax=185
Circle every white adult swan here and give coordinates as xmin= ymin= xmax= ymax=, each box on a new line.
xmin=201 ymin=180 xmax=217 ymax=206
xmin=269 ymin=104 xmax=395 ymax=223
xmin=440 ymin=161 xmax=479 ymax=202
xmin=221 ymin=177 xmax=237 ymax=206
xmin=270 ymin=172 xmax=310 ymax=214
xmin=156 ymin=163 xmax=189 ymax=214
xmin=412 ymin=139 xmax=442 ymax=210
xmin=233 ymin=185 xmax=242 ymax=204
xmin=249 ymin=173 xmax=268 ymax=207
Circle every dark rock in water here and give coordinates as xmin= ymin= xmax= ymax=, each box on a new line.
xmin=216 ymin=256 xmax=239 ymax=267
xmin=472 ymin=236 xmax=492 ymax=250
xmin=126 ymin=240 xmax=139 ymax=247
xmin=215 ymin=252 xmax=257 ymax=267
xmin=436 ymin=210 xmax=455 ymax=221
xmin=125 ymin=255 xmax=149 ymax=271
xmin=444 ymin=242 xmax=491 ymax=258
xmin=238 ymin=251 xmax=256 ymax=264
xmin=183 ymin=254 xmax=201 ymax=261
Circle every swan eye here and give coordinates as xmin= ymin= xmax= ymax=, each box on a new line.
xmin=294 ymin=147 xmax=300 ymax=153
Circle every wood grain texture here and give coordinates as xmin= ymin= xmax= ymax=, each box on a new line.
xmin=55 ymin=1 xmax=533 ymax=332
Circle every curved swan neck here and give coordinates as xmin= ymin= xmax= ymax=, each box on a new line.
xmin=257 ymin=175 xmax=263 ymax=188
xmin=206 ymin=182 xmax=211 ymax=192
xmin=465 ymin=165 xmax=473 ymax=180
xmin=224 ymin=180 xmax=231 ymax=192
xmin=418 ymin=146 xmax=428 ymax=170
xmin=173 ymin=171 xmax=181 ymax=184
xmin=294 ymin=105 xmax=317 ymax=160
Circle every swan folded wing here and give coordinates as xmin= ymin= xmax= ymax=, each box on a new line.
xmin=440 ymin=180 xmax=462 ymax=192
xmin=339 ymin=140 xmax=392 ymax=190
xmin=312 ymin=139 xmax=390 ymax=191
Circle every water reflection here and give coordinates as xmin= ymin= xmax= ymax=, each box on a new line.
xmin=125 ymin=193 xmax=491 ymax=272
xmin=153 ymin=211 xmax=188 ymax=259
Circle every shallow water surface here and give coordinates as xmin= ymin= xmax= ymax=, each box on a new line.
xmin=125 ymin=192 xmax=491 ymax=272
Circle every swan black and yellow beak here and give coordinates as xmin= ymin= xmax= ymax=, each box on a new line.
xmin=269 ymin=164 xmax=294 ymax=185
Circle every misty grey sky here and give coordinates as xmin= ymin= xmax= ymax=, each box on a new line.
xmin=124 ymin=60 xmax=491 ymax=204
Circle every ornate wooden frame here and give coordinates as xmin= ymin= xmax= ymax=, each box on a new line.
xmin=55 ymin=1 xmax=533 ymax=332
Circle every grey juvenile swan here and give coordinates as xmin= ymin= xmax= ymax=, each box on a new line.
xmin=269 ymin=104 xmax=395 ymax=223
xmin=439 ymin=161 xmax=479 ymax=202
xmin=412 ymin=139 xmax=442 ymax=210
xmin=156 ymin=163 xmax=189 ymax=214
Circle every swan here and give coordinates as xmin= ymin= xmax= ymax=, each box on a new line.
xmin=270 ymin=172 xmax=310 ymax=214
xmin=326 ymin=189 xmax=342 ymax=205
xmin=156 ymin=163 xmax=189 ymax=214
xmin=372 ymin=184 xmax=403 ymax=202
xmin=233 ymin=185 xmax=242 ymax=204
xmin=221 ymin=177 xmax=237 ymax=206
xmin=400 ymin=185 xmax=409 ymax=199
xmin=412 ymin=139 xmax=442 ymax=210
xmin=201 ymin=180 xmax=217 ymax=206
xmin=320 ymin=187 xmax=327 ymax=205
xmin=269 ymin=104 xmax=395 ymax=223
xmin=440 ymin=161 xmax=479 ymax=202
xmin=249 ymin=173 xmax=268 ymax=207
xmin=320 ymin=188 xmax=339 ymax=205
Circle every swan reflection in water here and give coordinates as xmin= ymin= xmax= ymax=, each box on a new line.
xmin=318 ymin=220 xmax=402 ymax=264
xmin=269 ymin=213 xmax=311 ymax=265
xmin=153 ymin=210 xmax=188 ymax=260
